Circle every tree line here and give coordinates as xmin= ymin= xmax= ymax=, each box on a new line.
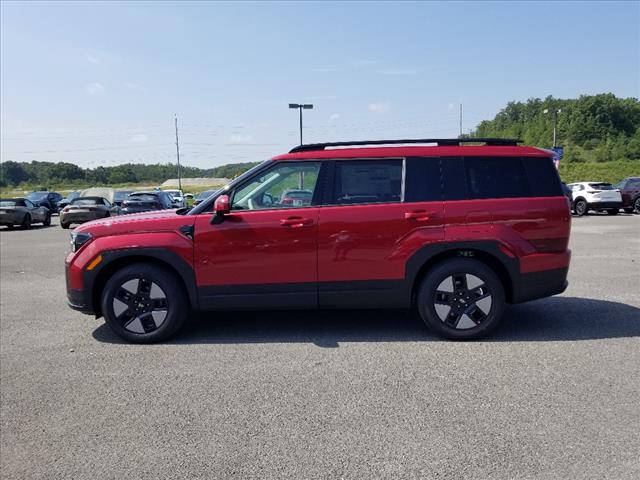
xmin=472 ymin=93 xmax=640 ymax=163
xmin=0 ymin=160 xmax=259 ymax=188
xmin=2 ymin=93 xmax=638 ymax=189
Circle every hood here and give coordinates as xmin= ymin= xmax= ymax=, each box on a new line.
xmin=74 ymin=209 xmax=194 ymax=238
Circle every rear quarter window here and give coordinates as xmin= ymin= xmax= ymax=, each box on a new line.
xmin=442 ymin=156 xmax=562 ymax=200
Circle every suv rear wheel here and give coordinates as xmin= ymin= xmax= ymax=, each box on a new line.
xmin=417 ymin=258 xmax=505 ymax=340
xmin=101 ymin=263 xmax=188 ymax=343
xmin=574 ymin=199 xmax=587 ymax=216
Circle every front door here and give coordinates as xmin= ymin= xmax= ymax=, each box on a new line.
xmin=194 ymin=161 xmax=322 ymax=310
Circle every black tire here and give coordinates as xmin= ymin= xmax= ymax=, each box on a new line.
xmin=60 ymin=221 xmax=70 ymax=229
xmin=417 ymin=258 xmax=505 ymax=340
xmin=43 ymin=213 xmax=52 ymax=226
xmin=574 ymin=199 xmax=588 ymax=216
xmin=606 ymin=209 xmax=619 ymax=215
xmin=101 ymin=263 xmax=189 ymax=343
xmin=634 ymin=197 xmax=640 ymax=213
xmin=20 ymin=215 xmax=31 ymax=229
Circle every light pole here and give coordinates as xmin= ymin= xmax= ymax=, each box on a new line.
xmin=289 ymin=103 xmax=313 ymax=145
xmin=543 ymin=108 xmax=562 ymax=147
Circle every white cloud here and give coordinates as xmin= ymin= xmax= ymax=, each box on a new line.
xmin=368 ymin=102 xmax=390 ymax=113
xmin=129 ymin=134 xmax=149 ymax=144
xmin=329 ymin=113 xmax=340 ymax=121
xmin=84 ymin=82 xmax=105 ymax=96
xmin=229 ymin=134 xmax=252 ymax=143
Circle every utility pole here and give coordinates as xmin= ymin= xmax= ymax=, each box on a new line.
xmin=543 ymin=108 xmax=562 ymax=147
xmin=174 ymin=114 xmax=182 ymax=191
xmin=459 ymin=103 xmax=463 ymax=137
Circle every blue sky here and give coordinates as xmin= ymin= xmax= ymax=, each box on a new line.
xmin=1 ymin=1 xmax=638 ymax=169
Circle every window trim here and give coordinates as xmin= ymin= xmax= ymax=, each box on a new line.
xmin=322 ymin=157 xmax=407 ymax=207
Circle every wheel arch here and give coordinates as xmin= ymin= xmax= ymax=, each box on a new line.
xmin=407 ymin=242 xmax=517 ymax=305
xmin=89 ymin=250 xmax=198 ymax=317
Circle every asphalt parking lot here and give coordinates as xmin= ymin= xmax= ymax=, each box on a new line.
xmin=1 ymin=213 xmax=639 ymax=479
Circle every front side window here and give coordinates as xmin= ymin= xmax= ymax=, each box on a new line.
xmin=331 ymin=159 xmax=402 ymax=205
xmin=24 ymin=199 xmax=35 ymax=208
xmin=232 ymin=162 xmax=320 ymax=211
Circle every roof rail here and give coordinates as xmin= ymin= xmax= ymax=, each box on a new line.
xmin=289 ymin=138 xmax=522 ymax=153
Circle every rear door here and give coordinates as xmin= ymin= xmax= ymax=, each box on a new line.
xmin=194 ymin=161 xmax=323 ymax=310
xmin=317 ymin=157 xmax=444 ymax=308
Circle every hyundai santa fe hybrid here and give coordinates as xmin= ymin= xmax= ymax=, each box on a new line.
xmin=65 ymin=138 xmax=572 ymax=343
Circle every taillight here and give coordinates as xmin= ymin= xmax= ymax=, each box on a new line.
xmin=530 ymin=238 xmax=568 ymax=253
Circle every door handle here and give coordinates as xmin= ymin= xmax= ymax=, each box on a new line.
xmin=280 ymin=217 xmax=314 ymax=228
xmin=404 ymin=210 xmax=433 ymax=221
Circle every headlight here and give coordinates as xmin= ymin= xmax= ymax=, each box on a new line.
xmin=70 ymin=232 xmax=92 ymax=252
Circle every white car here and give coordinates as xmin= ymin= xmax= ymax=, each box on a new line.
xmin=568 ymin=182 xmax=622 ymax=216
xmin=163 ymin=189 xmax=185 ymax=208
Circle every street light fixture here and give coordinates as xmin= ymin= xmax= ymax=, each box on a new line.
xmin=543 ymin=108 xmax=562 ymax=147
xmin=289 ymin=103 xmax=313 ymax=145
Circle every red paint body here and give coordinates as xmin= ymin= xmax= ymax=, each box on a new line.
xmin=66 ymin=144 xmax=571 ymax=312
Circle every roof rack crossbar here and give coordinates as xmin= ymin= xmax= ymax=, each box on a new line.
xmin=289 ymin=138 xmax=522 ymax=153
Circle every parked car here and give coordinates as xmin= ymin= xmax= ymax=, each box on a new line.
xmin=561 ymin=182 xmax=573 ymax=204
xmin=163 ymin=189 xmax=185 ymax=208
xmin=26 ymin=191 xmax=62 ymax=213
xmin=58 ymin=191 xmax=81 ymax=210
xmin=66 ymin=138 xmax=572 ymax=343
xmin=193 ymin=189 xmax=219 ymax=206
xmin=280 ymin=189 xmax=313 ymax=207
xmin=0 ymin=198 xmax=51 ymax=229
xmin=113 ymin=190 xmax=134 ymax=208
xmin=119 ymin=191 xmax=174 ymax=215
xmin=60 ymin=197 xmax=117 ymax=229
xmin=614 ymin=176 xmax=640 ymax=213
xmin=568 ymin=182 xmax=622 ymax=216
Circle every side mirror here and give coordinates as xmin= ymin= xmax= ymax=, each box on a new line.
xmin=211 ymin=195 xmax=231 ymax=224
xmin=214 ymin=194 xmax=230 ymax=215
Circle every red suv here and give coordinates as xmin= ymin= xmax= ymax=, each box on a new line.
xmin=66 ymin=138 xmax=572 ymax=342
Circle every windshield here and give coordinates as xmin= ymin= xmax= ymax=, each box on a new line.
xmin=165 ymin=190 xmax=182 ymax=196
xmin=71 ymin=198 xmax=101 ymax=206
xmin=114 ymin=191 xmax=133 ymax=201
xmin=589 ymin=183 xmax=614 ymax=190
xmin=128 ymin=193 xmax=158 ymax=202
xmin=27 ymin=192 xmax=47 ymax=201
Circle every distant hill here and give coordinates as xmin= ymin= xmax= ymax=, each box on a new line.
xmin=473 ymin=93 xmax=640 ymax=163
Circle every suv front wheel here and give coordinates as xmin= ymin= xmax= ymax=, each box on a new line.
xmin=417 ymin=258 xmax=505 ymax=340
xmin=101 ymin=263 xmax=188 ymax=343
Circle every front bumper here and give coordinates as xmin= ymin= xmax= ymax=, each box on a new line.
xmin=66 ymin=264 xmax=94 ymax=314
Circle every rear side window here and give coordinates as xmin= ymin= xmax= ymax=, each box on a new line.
xmin=331 ymin=159 xmax=402 ymax=205
xmin=442 ymin=156 xmax=562 ymax=200
xmin=404 ymin=157 xmax=442 ymax=202
xmin=464 ymin=157 xmax=528 ymax=199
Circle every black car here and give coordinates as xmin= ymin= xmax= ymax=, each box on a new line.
xmin=193 ymin=189 xmax=219 ymax=206
xmin=26 ymin=191 xmax=63 ymax=213
xmin=120 ymin=191 xmax=174 ymax=215
xmin=113 ymin=190 xmax=134 ymax=207
xmin=58 ymin=191 xmax=81 ymax=210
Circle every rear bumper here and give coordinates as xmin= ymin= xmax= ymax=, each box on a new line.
xmin=511 ymin=267 xmax=568 ymax=304
xmin=587 ymin=201 xmax=621 ymax=209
